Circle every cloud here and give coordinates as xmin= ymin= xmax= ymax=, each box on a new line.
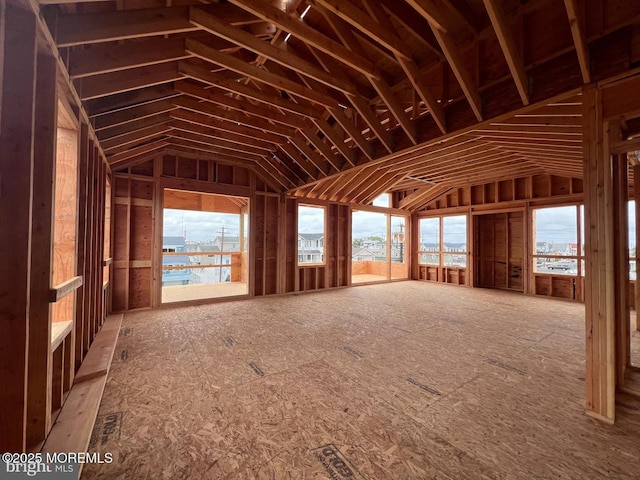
xmin=164 ymin=209 xmax=241 ymax=242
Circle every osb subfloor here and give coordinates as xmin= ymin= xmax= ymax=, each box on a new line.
xmin=162 ymin=282 xmax=248 ymax=303
xmin=85 ymin=282 xmax=640 ymax=480
xmin=352 ymin=274 xmax=387 ymax=283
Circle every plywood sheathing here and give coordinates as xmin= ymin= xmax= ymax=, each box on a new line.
xmin=85 ymin=282 xmax=640 ymax=479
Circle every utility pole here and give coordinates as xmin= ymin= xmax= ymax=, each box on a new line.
xmin=217 ymin=226 xmax=229 ymax=282
xmin=398 ymin=223 xmax=404 ymax=263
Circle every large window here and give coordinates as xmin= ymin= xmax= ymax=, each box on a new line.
xmin=298 ymin=205 xmax=325 ymax=264
xmin=418 ymin=215 xmax=468 ymax=268
xmin=161 ymin=190 xmax=249 ymax=303
xmin=532 ymin=205 xmax=582 ymax=276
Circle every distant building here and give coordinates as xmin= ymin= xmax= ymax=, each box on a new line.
xmin=163 ymin=236 xmax=185 ymax=252
xmin=537 ymin=241 xmax=553 ymax=254
xmin=212 ymin=236 xmax=243 ymax=252
xmin=298 ymin=233 xmax=324 ymax=263
xmin=352 ymin=247 xmax=377 ymax=261
xmin=197 ymin=244 xmax=221 ymax=266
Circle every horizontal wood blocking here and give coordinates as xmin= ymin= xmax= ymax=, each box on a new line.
xmin=49 ymin=276 xmax=83 ymax=303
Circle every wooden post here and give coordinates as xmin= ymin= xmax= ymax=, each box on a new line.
xmin=410 ymin=212 xmax=419 ymax=280
xmin=612 ymin=151 xmax=629 ymax=384
xmin=635 ymin=164 xmax=640 ymax=331
xmin=75 ymin=123 xmax=89 ymax=370
xmin=0 ymin=1 xmax=37 ymax=452
xmin=26 ymin=51 xmax=57 ymax=448
xmin=582 ymin=86 xmax=617 ymax=422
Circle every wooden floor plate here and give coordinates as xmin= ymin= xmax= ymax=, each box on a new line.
xmin=84 ymin=282 xmax=640 ymax=479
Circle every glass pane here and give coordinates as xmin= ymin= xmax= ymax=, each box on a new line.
xmin=534 ymin=206 xmax=578 ymax=257
xmin=298 ymin=205 xmax=325 ymax=264
xmin=443 ymin=215 xmax=467 ymax=252
xmin=390 ymin=217 xmax=406 ymax=264
xmin=419 ymin=217 xmax=440 ymax=252
xmin=534 ymin=257 xmax=578 ymax=275
xmin=391 ymin=216 xmax=407 ymax=280
xmin=444 ymin=253 xmax=466 ymax=267
xmin=351 ymin=210 xmax=388 ymax=262
xmin=580 ymin=205 xmax=585 ymax=256
xmin=372 ymin=193 xmax=391 ymax=208
xmin=420 ymin=253 xmax=439 ymax=265
xmin=629 ymin=200 xmax=636 ymax=257
xmin=352 ymin=210 xmax=388 ymax=283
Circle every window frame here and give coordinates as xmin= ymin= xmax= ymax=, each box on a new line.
xmin=297 ymin=204 xmax=326 ymax=266
xmin=418 ymin=214 xmax=468 ymax=268
xmin=531 ymin=204 xmax=583 ymax=277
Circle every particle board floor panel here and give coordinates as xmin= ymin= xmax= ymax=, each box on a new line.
xmin=84 ymin=281 xmax=640 ymax=480
xmin=162 ymin=281 xmax=248 ymax=303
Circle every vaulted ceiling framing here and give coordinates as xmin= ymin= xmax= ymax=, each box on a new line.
xmin=41 ymin=0 xmax=640 ymax=206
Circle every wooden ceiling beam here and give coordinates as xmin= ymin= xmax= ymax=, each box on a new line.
xmin=396 ymin=57 xmax=446 ymax=133
xmin=389 ymin=144 xmax=504 ymax=175
xmin=227 ymin=0 xmax=379 ymax=79
xmin=482 ymin=0 xmax=529 ymax=105
xmin=76 ymin=61 xmax=183 ymax=101
xmin=290 ymin=135 xmax=332 ymax=176
xmin=101 ymin=122 xmax=171 ymax=150
xmin=482 ymin=124 xmax=582 ymax=135
xmin=168 ymin=119 xmax=276 ymax=152
xmin=169 ymin=108 xmax=285 ymax=145
xmin=333 ymin=166 xmax=378 ymax=202
xmin=404 ymin=0 xmax=453 ymax=33
xmin=473 ymin=131 xmax=583 ymax=143
xmin=175 ymin=80 xmax=305 ymax=128
xmin=297 ymin=129 xmax=343 ymax=172
xmin=108 ymin=139 xmax=169 ymax=166
xmin=378 ymin=0 xmax=441 ymax=56
xmin=109 ymin=149 xmax=166 ymax=173
xmin=93 ymin=98 xmax=177 ymax=131
xmin=178 ymin=60 xmax=320 ymax=118
xmin=440 ymin=0 xmax=481 ymax=33
xmin=67 ymin=37 xmax=192 ymax=79
xmin=312 ymin=169 xmax=356 ymax=201
xmin=167 ymin=130 xmax=267 ymax=162
xmin=279 ymin=142 xmax=322 ymax=180
xmin=319 ymin=11 xmax=399 ymax=148
xmin=298 ymin=47 xmax=386 ymax=155
xmin=564 ymin=0 xmax=591 ymax=84
xmin=310 ymin=117 xmax=355 ymax=166
xmin=430 ymin=27 xmax=482 ymax=121
xmin=496 ymin=116 xmax=583 ymax=126
xmin=312 ymin=0 xmax=413 ymax=61
xmin=97 ymin=112 xmax=172 ymax=141
xmin=369 ymin=77 xmax=417 ymax=145
xmin=398 ymin=185 xmax=449 ymax=210
xmin=86 ymin=84 xmax=179 ymax=117
xmin=361 ymin=0 xmax=442 ymax=136
xmin=52 ymin=7 xmax=199 ymax=47
xmin=346 ymin=96 xmax=393 ymax=153
xmin=352 ymin=171 xmax=404 ymax=204
xmin=189 ymin=7 xmax=359 ymax=97
xmin=103 ymin=132 xmax=171 ymax=157
xmin=404 ymin=2 xmax=481 ymax=121
xmin=330 ymin=107 xmax=374 ymax=161
xmin=185 ymin=38 xmax=339 ymax=108
xmin=172 ymin=95 xmax=294 ymax=138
